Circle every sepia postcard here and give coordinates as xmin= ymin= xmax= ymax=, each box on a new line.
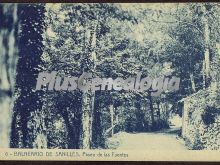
xmin=0 ymin=3 xmax=220 ymax=161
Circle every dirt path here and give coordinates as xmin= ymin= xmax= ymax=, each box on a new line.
xmin=108 ymin=128 xmax=188 ymax=150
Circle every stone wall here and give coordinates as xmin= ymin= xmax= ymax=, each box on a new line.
xmin=182 ymin=88 xmax=220 ymax=150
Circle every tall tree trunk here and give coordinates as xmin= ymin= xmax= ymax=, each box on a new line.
xmin=109 ymin=104 xmax=114 ymax=137
xmin=189 ymin=72 xmax=196 ymax=92
xmin=10 ymin=4 xmax=46 ymax=148
xmin=0 ymin=4 xmax=18 ymax=148
xmin=203 ymin=15 xmax=210 ymax=78
xmin=60 ymin=107 xmax=78 ymax=149
xmin=92 ymin=98 xmax=104 ymax=148
xmin=201 ymin=5 xmax=211 ymax=87
xmin=157 ymin=102 xmax=161 ymax=120
xmin=148 ymin=92 xmax=154 ymax=130
xmin=80 ymin=92 xmax=94 ymax=149
xmin=80 ymin=23 xmax=97 ymax=149
xmin=202 ymin=61 xmax=206 ymax=89
xmin=210 ymin=43 xmax=220 ymax=97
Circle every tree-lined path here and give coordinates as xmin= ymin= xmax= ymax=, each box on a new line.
xmin=112 ymin=128 xmax=187 ymax=150
xmin=0 ymin=3 xmax=219 ymax=150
